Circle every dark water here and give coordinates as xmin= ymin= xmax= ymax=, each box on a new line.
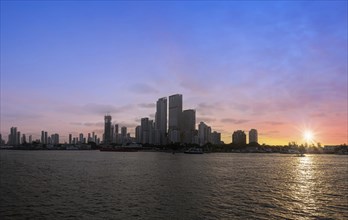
xmin=1 ymin=151 xmax=347 ymax=219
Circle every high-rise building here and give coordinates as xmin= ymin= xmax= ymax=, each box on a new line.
xmin=135 ymin=126 xmax=141 ymax=143
xmin=29 ymin=135 xmax=32 ymax=144
xmin=22 ymin=134 xmax=26 ymax=144
xmin=181 ymin=109 xmax=196 ymax=144
xmin=211 ymin=131 xmax=221 ymax=145
xmin=249 ymin=129 xmax=258 ymax=144
xmin=232 ymin=130 xmax=246 ymax=145
xmin=79 ymin=133 xmax=84 ymax=144
xmin=121 ymin=126 xmax=127 ymax=144
xmin=69 ymin=134 xmax=72 ymax=144
xmin=10 ymin=127 xmax=17 ymax=145
xmin=104 ymin=115 xmax=112 ymax=144
xmin=198 ymin=122 xmax=211 ymax=146
xmin=141 ymin=117 xmax=149 ymax=144
xmin=169 ymin=94 xmax=182 ymax=143
xmin=41 ymin=131 xmax=45 ymax=144
xmin=114 ymin=124 xmax=119 ymax=144
xmin=155 ymin=97 xmax=167 ymax=145
xmin=44 ymin=132 xmax=48 ymax=145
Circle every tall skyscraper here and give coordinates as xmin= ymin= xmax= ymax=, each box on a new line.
xmin=114 ymin=124 xmax=119 ymax=144
xmin=69 ymin=134 xmax=72 ymax=144
xmin=232 ymin=130 xmax=246 ymax=145
xmin=169 ymin=94 xmax=183 ymax=143
xmin=181 ymin=109 xmax=196 ymax=144
xmin=198 ymin=122 xmax=211 ymax=146
xmin=135 ymin=126 xmax=141 ymax=143
xmin=104 ymin=115 xmax=112 ymax=144
xmin=41 ymin=130 xmax=45 ymax=144
xmin=44 ymin=132 xmax=48 ymax=145
xmin=249 ymin=129 xmax=258 ymax=144
xmin=141 ymin=117 xmax=149 ymax=144
xmin=121 ymin=126 xmax=127 ymax=144
xmin=155 ymin=97 xmax=167 ymax=145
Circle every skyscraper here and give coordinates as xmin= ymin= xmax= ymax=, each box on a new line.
xmin=141 ymin=117 xmax=149 ymax=144
xmin=155 ymin=97 xmax=167 ymax=145
xmin=104 ymin=115 xmax=112 ymax=144
xmin=69 ymin=134 xmax=72 ymax=144
xmin=198 ymin=122 xmax=211 ymax=146
xmin=232 ymin=130 xmax=246 ymax=145
xmin=181 ymin=109 xmax=196 ymax=144
xmin=121 ymin=126 xmax=127 ymax=144
xmin=169 ymin=94 xmax=182 ymax=143
xmin=249 ymin=129 xmax=258 ymax=144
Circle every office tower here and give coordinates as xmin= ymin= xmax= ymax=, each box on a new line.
xmin=135 ymin=126 xmax=141 ymax=143
xmin=79 ymin=133 xmax=84 ymax=144
xmin=17 ymin=131 xmax=20 ymax=145
xmin=155 ymin=97 xmax=167 ymax=145
xmin=149 ymin=120 xmax=154 ymax=144
xmin=232 ymin=130 xmax=247 ymax=145
xmin=88 ymin=133 xmax=91 ymax=142
xmin=141 ymin=117 xmax=149 ymax=144
xmin=22 ymin=134 xmax=26 ymax=144
xmin=29 ymin=135 xmax=32 ymax=144
xmin=198 ymin=122 xmax=211 ymax=146
xmin=121 ymin=126 xmax=127 ymax=144
xmin=169 ymin=94 xmax=183 ymax=143
xmin=181 ymin=109 xmax=196 ymax=144
xmin=111 ymin=126 xmax=114 ymax=143
xmin=114 ymin=124 xmax=119 ymax=143
xmin=54 ymin=133 xmax=59 ymax=144
xmin=211 ymin=131 xmax=221 ymax=145
xmin=249 ymin=129 xmax=258 ymax=144
xmin=41 ymin=131 xmax=44 ymax=144
xmin=104 ymin=115 xmax=112 ymax=144
xmin=44 ymin=132 xmax=48 ymax=145
xmin=92 ymin=132 xmax=96 ymax=143
xmin=69 ymin=134 xmax=72 ymax=144
xmin=9 ymin=127 xmax=17 ymax=145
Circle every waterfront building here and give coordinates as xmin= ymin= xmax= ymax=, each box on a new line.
xmin=232 ymin=130 xmax=247 ymax=145
xmin=169 ymin=94 xmax=183 ymax=143
xmin=249 ymin=129 xmax=258 ymax=144
xmin=10 ymin=127 xmax=18 ymax=145
xmin=104 ymin=114 xmax=112 ymax=144
xmin=44 ymin=132 xmax=48 ymax=145
xmin=114 ymin=124 xmax=119 ymax=144
xmin=29 ymin=135 xmax=32 ymax=144
xmin=22 ymin=134 xmax=26 ymax=144
xmin=121 ymin=126 xmax=127 ymax=144
xmin=156 ymin=97 xmax=167 ymax=145
xmin=141 ymin=117 xmax=150 ymax=144
xmin=181 ymin=109 xmax=196 ymax=144
xmin=211 ymin=131 xmax=221 ymax=145
xmin=198 ymin=122 xmax=211 ymax=146
xmin=79 ymin=133 xmax=84 ymax=144
xmin=135 ymin=126 xmax=141 ymax=143
xmin=69 ymin=134 xmax=72 ymax=144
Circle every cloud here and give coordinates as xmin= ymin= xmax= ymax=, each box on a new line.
xmin=138 ymin=103 xmax=156 ymax=108
xmin=70 ymin=122 xmax=104 ymax=127
xmin=129 ymin=83 xmax=159 ymax=94
xmin=262 ymin=121 xmax=285 ymax=125
xmin=221 ymin=118 xmax=250 ymax=124
xmin=196 ymin=117 xmax=217 ymax=124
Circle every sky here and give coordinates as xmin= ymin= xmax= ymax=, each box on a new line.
xmin=1 ymin=1 xmax=347 ymax=145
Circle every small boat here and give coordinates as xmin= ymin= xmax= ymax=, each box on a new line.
xmin=184 ymin=148 xmax=203 ymax=154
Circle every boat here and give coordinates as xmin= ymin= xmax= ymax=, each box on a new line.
xmin=184 ymin=148 xmax=203 ymax=154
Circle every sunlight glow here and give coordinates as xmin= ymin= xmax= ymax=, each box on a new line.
xmin=303 ymin=130 xmax=314 ymax=143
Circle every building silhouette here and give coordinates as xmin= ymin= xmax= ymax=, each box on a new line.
xmin=104 ymin=114 xmax=112 ymax=144
xmin=181 ymin=109 xmax=196 ymax=144
xmin=169 ymin=94 xmax=182 ymax=143
xmin=249 ymin=129 xmax=258 ymax=144
xmin=232 ymin=130 xmax=246 ymax=145
xmin=155 ymin=97 xmax=167 ymax=145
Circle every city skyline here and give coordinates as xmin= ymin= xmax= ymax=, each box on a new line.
xmin=1 ymin=1 xmax=347 ymax=145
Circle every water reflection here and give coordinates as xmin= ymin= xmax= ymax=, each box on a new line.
xmin=291 ymin=155 xmax=318 ymax=217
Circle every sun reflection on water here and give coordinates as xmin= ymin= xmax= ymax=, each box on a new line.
xmin=290 ymin=155 xmax=319 ymax=216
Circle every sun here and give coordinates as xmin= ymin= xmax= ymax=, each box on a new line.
xmin=303 ymin=130 xmax=314 ymax=143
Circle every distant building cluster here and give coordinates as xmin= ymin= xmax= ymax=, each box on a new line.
xmin=0 ymin=94 xmax=260 ymax=147
xmin=231 ymin=129 xmax=258 ymax=145
xmin=103 ymin=94 xmax=222 ymax=146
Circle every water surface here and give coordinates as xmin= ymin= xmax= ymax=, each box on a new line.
xmin=1 ymin=151 xmax=347 ymax=219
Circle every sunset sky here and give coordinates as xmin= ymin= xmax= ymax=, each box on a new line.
xmin=1 ymin=1 xmax=347 ymax=145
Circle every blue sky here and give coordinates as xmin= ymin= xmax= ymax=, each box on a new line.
xmin=1 ymin=1 xmax=347 ymax=144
